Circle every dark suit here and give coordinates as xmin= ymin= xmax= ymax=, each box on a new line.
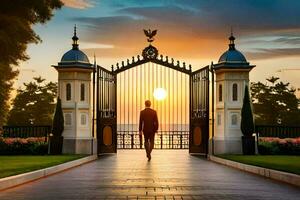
xmin=139 ymin=108 xmax=159 ymax=156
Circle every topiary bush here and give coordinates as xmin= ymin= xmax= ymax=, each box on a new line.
xmin=241 ymin=85 xmax=255 ymax=137
xmin=241 ymin=85 xmax=255 ymax=155
xmin=52 ymin=97 xmax=64 ymax=137
xmin=49 ymin=97 xmax=64 ymax=155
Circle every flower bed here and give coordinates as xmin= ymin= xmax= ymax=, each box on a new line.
xmin=258 ymin=137 xmax=300 ymax=155
xmin=0 ymin=137 xmax=48 ymax=155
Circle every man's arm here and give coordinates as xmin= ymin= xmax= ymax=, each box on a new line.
xmin=154 ymin=111 xmax=159 ymax=132
xmin=139 ymin=111 xmax=143 ymax=134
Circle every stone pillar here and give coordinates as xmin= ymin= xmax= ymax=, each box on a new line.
xmin=52 ymin=26 xmax=96 ymax=154
xmin=214 ymin=70 xmax=251 ymax=154
xmin=212 ymin=33 xmax=255 ymax=154
xmin=56 ymin=70 xmax=94 ymax=154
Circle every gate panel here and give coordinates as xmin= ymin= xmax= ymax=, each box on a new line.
xmin=97 ymin=65 xmax=117 ymax=154
xmin=116 ymin=62 xmax=190 ymax=149
xmin=189 ymin=66 xmax=209 ymax=154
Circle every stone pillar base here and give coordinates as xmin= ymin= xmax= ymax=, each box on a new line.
xmin=213 ymin=137 xmax=242 ymax=154
xmin=63 ymin=138 xmax=97 ymax=155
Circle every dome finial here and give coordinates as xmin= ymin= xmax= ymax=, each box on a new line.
xmin=228 ymin=27 xmax=235 ymax=50
xmin=72 ymin=24 xmax=79 ymax=50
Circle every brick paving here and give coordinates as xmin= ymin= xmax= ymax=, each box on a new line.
xmin=0 ymin=150 xmax=299 ymax=199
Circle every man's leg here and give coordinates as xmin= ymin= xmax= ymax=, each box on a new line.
xmin=144 ymin=134 xmax=150 ymax=157
xmin=149 ymin=134 xmax=155 ymax=154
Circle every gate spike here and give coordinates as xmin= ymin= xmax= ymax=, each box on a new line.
xmin=177 ymin=60 xmax=180 ymax=67
xmin=160 ymin=55 xmax=163 ymax=60
xmin=137 ymin=55 xmax=140 ymax=61
xmin=127 ymin=59 xmax=130 ymax=65
xmin=166 ymin=56 xmax=169 ymax=62
xmin=111 ymin=65 xmax=114 ymax=72
xmin=132 ymin=56 xmax=135 ymax=63
xmin=189 ymin=64 xmax=192 ymax=71
xmin=122 ymin=61 xmax=124 ymax=67
xmin=171 ymin=58 xmax=174 ymax=64
xmin=183 ymin=62 xmax=186 ymax=69
xmin=116 ymin=63 xmax=119 ymax=69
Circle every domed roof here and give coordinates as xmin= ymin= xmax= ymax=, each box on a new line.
xmin=61 ymin=49 xmax=90 ymax=63
xmin=213 ymin=33 xmax=255 ymax=71
xmin=57 ymin=26 xmax=92 ymax=68
xmin=218 ymin=49 xmax=247 ymax=63
xmin=218 ymin=34 xmax=247 ymax=63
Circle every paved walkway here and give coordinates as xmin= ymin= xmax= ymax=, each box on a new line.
xmin=0 ymin=150 xmax=299 ymax=199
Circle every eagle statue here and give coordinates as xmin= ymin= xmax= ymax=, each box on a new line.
xmin=143 ymin=29 xmax=157 ymax=43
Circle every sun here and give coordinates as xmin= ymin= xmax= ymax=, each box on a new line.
xmin=153 ymin=88 xmax=167 ymax=100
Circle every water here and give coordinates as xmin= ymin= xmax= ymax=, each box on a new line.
xmin=117 ymin=124 xmax=189 ymax=132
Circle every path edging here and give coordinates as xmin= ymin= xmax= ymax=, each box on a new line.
xmin=208 ymin=155 xmax=300 ymax=187
xmin=0 ymin=155 xmax=98 ymax=191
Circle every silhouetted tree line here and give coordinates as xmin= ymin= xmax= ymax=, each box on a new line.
xmin=251 ymin=76 xmax=300 ymax=126
xmin=0 ymin=0 xmax=63 ymax=126
xmin=7 ymin=77 xmax=57 ymax=126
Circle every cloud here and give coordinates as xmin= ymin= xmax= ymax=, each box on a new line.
xmin=62 ymin=0 xmax=94 ymax=9
xmin=271 ymin=37 xmax=300 ymax=45
xmin=245 ymin=48 xmax=300 ymax=60
xmin=73 ymin=1 xmax=300 ymax=61
xmin=76 ymin=6 xmax=228 ymax=60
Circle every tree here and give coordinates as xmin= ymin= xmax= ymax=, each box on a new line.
xmin=50 ymin=97 xmax=64 ymax=154
xmin=241 ymin=85 xmax=254 ymax=136
xmin=7 ymin=77 xmax=57 ymax=126
xmin=52 ymin=97 xmax=64 ymax=137
xmin=251 ymin=76 xmax=300 ymax=125
xmin=0 ymin=0 xmax=63 ymax=126
xmin=241 ymin=85 xmax=255 ymax=155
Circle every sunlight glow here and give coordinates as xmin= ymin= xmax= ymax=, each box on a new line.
xmin=153 ymin=88 xmax=167 ymax=101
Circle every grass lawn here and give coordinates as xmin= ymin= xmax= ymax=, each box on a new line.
xmin=0 ymin=155 xmax=86 ymax=178
xmin=217 ymin=155 xmax=300 ymax=175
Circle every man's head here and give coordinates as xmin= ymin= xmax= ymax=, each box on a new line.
xmin=145 ymin=100 xmax=151 ymax=107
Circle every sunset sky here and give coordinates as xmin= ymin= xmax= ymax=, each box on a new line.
xmin=18 ymin=0 xmax=300 ymax=91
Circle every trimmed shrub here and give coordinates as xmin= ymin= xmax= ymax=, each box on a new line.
xmin=0 ymin=137 xmax=48 ymax=155
xmin=52 ymin=97 xmax=64 ymax=137
xmin=241 ymin=85 xmax=254 ymax=136
xmin=258 ymin=137 xmax=300 ymax=155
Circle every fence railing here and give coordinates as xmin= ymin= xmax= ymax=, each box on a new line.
xmin=2 ymin=125 xmax=52 ymax=142
xmin=117 ymin=131 xmax=189 ymax=149
xmin=255 ymin=125 xmax=300 ymax=138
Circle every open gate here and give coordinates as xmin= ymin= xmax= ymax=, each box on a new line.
xmin=96 ymin=66 xmax=117 ymax=154
xmin=189 ymin=66 xmax=209 ymax=154
xmin=96 ymin=29 xmax=210 ymax=155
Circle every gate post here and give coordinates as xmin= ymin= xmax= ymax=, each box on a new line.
xmin=212 ymin=33 xmax=255 ymax=154
xmin=52 ymin=26 xmax=96 ymax=154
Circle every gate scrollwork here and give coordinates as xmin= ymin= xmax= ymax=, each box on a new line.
xmin=142 ymin=45 xmax=158 ymax=60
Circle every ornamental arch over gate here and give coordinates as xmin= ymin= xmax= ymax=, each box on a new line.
xmin=95 ymin=30 xmax=209 ymax=155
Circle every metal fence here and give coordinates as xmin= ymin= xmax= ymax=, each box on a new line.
xmin=117 ymin=131 xmax=189 ymax=149
xmin=2 ymin=126 xmax=51 ymax=142
xmin=255 ymin=125 xmax=300 ymax=138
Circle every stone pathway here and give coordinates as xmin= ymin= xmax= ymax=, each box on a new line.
xmin=0 ymin=150 xmax=299 ymax=199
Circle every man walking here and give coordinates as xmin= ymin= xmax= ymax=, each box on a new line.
xmin=139 ymin=100 xmax=159 ymax=161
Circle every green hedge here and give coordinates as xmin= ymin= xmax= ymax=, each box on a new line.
xmin=258 ymin=138 xmax=300 ymax=155
xmin=0 ymin=138 xmax=48 ymax=155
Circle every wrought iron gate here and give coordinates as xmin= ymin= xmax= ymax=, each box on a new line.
xmin=115 ymin=61 xmax=190 ymax=150
xmin=96 ymin=29 xmax=210 ymax=154
xmin=189 ymin=66 xmax=209 ymax=154
xmin=96 ymin=66 xmax=117 ymax=154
